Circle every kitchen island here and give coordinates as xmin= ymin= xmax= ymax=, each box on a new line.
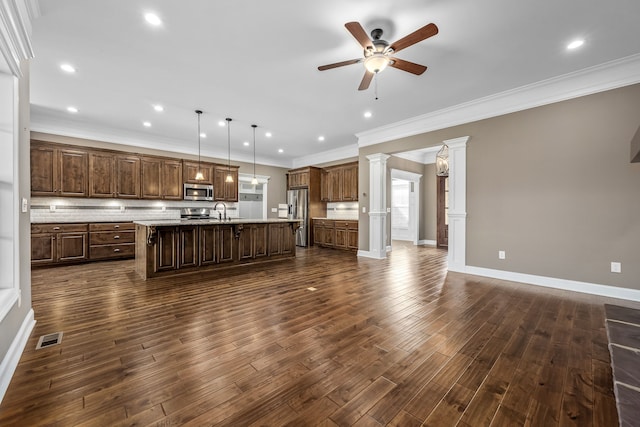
xmin=134 ymin=218 xmax=301 ymax=279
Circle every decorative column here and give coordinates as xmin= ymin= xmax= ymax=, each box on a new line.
xmin=445 ymin=136 xmax=469 ymax=272
xmin=366 ymin=153 xmax=390 ymax=259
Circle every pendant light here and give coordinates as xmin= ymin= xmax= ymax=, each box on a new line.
xmin=194 ymin=110 xmax=204 ymax=181
xmin=225 ymin=118 xmax=234 ymax=183
xmin=251 ymin=124 xmax=259 ymax=185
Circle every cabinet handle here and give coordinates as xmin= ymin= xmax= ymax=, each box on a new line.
xmin=114 ymin=225 xmax=120 ymax=229
xmin=113 ymin=235 xmax=120 ymax=239
xmin=53 ymin=227 xmax=60 ymax=231
xmin=113 ymin=248 xmax=121 ymax=252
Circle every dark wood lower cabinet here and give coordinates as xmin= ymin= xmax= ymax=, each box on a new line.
xmin=32 ymin=222 xmax=136 ymax=266
xmin=136 ymin=221 xmax=299 ymax=279
xmin=313 ymin=219 xmax=358 ymax=252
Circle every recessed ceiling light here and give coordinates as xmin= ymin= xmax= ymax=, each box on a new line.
xmin=218 ymin=121 xmax=226 ymax=127
xmin=200 ymin=133 xmax=206 ymax=138
xmin=153 ymin=104 xmax=164 ymax=112
xmin=66 ymin=106 xmax=78 ymax=113
xmin=567 ymin=39 xmax=584 ymax=50
xmin=318 ymin=136 xmax=325 ymax=142
xmin=278 ymin=149 xmax=283 ymax=153
xmin=243 ymin=141 xmax=250 ymax=146
xmin=60 ymin=63 xmax=76 ymax=73
xmin=143 ymin=121 xmax=151 ymax=127
xmin=266 ymin=132 xmax=272 ymax=138
xmin=144 ymin=13 xmax=162 ymax=26
xmin=364 ymin=111 xmax=372 ymax=118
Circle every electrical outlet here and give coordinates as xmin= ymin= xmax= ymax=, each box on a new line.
xmin=120 ymin=205 xmax=125 ymax=212
xmin=611 ymin=262 xmax=621 ymax=273
xmin=21 ymin=198 xmax=28 ymax=213
xmin=498 ymin=250 xmax=506 ymax=260
xmin=271 ymin=207 xmax=277 ymax=213
xmin=49 ymin=205 xmax=56 ymax=212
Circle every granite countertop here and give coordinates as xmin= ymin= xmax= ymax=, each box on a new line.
xmin=133 ymin=218 xmax=301 ymax=226
xmin=312 ymin=217 xmax=359 ymax=221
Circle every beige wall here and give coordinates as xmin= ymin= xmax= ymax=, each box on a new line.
xmin=359 ymin=83 xmax=640 ymax=291
xmin=30 ymin=132 xmax=290 ymax=218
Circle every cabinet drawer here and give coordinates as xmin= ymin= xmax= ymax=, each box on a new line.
xmin=31 ymin=223 xmax=88 ymax=233
xmin=89 ymin=222 xmax=135 ymax=231
xmin=315 ymin=219 xmax=334 ymax=227
xmin=89 ymin=243 xmax=135 ymax=259
xmin=90 ymin=231 xmax=135 ymax=245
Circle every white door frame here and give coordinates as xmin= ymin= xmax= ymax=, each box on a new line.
xmin=390 ymin=169 xmax=421 ymax=245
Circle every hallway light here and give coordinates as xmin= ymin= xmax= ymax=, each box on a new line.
xmin=436 ymin=144 xmax=449 ymax=176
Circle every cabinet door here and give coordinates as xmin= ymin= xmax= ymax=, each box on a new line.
xmin=329 ymin=168 xmax=343 ymax=202
xmin=59 ymin=149 xmax=88 ymax=197
xmin=313 ymin=225 xmax=325 ymax=246
xmin=155 ymin=227 xmax=178 ymax=271
xmin=225 ymin=169 xmax=238 ymax=201
xmin=218 ymin=225 xmax=236 ymax=263
xmin=325 ymin=226 xmax=335 ymax=246
xmin=213 ymin=167 xmax=227 ymax=201
xmin=89 ymin=152 xmax=115 ymax=197
xmin=238 ymin=226 xmax=253 ymax=260
xmin=254 ymin=224 xmax=268 ymax=258
xmin=184 ymin=161 xmax=213 ymax=184
xmin=179 ymin=226 xmax=198 ymax=268
xmin=162 ymin=160 xmax=183 ymax=200
xmin=31 ymin=233 xmax=56 ymax=264
xmin=347 ymin=229 xmax=358 ymax=250
xmin=320 ymin=170 xmax=329 ymax=201
xmin=141 ymin=157 xmax=162 ymax=199
xmin=335 ymin=228 xmax=348 ymax=249
xmin=31 ymin=145 xmax=57 ymax=195
xmin=58 ymin=232 xmax=88 ymax=262
xmin=116 ymin=155 xmax=141 ymax=198
xmin=200 ymin=226 xmax=217 ymax=265
xmin=342 ymin=164 xmax=358 ymax=201
xmin=268 ymin=223 xmax=283 ymax=255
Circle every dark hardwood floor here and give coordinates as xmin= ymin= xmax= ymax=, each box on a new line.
xmin=0 ymin=242 xmax=628 ymax=426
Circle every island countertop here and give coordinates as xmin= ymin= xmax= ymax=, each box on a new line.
xmin=133 ymin=218 xmax=300 ymax=227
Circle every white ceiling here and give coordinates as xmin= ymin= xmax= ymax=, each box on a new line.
xmin=29 ymin=0 xmax=640 ymax=168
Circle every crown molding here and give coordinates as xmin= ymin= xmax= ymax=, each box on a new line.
xmin=291 ymin=143 xmax=358 ymax=168
xmin=0 ymin=0 xmax=36 ymax=78
xmin=357 ymin=53 xmax=640 ymax=147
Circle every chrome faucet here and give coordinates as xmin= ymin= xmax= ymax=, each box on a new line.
xmin=213 ymin=202 xmax=227 ymax=221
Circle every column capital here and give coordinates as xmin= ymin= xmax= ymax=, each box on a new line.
xmin=366 ymin=153 xmax=391 ymax=163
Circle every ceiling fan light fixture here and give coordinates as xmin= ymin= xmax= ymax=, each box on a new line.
xmin=364 ymin=54 xmax=390 ymax=74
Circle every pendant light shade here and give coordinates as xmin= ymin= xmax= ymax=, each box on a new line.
xmin=194 ymin=110 xmax=204 ymax=180
xmin=225 ymin=118 xmax=234 ymax=183
xmin=251 ymin=124 xmax=259 ymax=185
xmin=436 ymin=144 xmax=449 ymax=177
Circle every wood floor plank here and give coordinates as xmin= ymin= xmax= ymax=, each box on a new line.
xmin=0 ymin=242 xmax=625 ymax=426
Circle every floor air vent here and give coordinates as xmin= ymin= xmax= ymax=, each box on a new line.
xmin=36 ymin=332 xmax=63 ymax=350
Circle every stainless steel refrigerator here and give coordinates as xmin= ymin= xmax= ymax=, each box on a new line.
xmin=287 ymin=188 xmax=309 ymax=247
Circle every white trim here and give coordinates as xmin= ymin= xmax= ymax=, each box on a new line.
xmin=237 ymin=173 xmax=270 ymax=184
xmin=390 ymin=168 xmax=422 ymax=182
xmin=291 ymin=143 xmax=358 ymax=169
xmin=461 ymin=266 xmax=640 ymax=302
xmin=0 ymin=0 xmax=35 ymax=78
xmin=445 ymin=137 xmax=469 ymax=271
xmin=366 ymin=154 xmax=390 ymax=259
xmin=357 ymin=249 xmax=384 ymax=259
xmin=386 ymin=245 xmax=392 ymax=252
xmin=419 ymin=239 xmax=436 ymax=246
xmin=0 ymin=290 xmax=18 ymax=323
xmin=0 ymin=308 xmax=35 ymax=403
xmin=356 ymin=53 xmax=640 ymax=147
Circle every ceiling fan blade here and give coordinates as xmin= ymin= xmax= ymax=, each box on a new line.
xmin=345 ymin=21 xmax=373 ymax=50
xmin=390 ymin=23 xmax=438 ymax=53
xmin=358 ymin=71 xmax=374 ymax=91
xmin=318 ymin=58 xmax=362 ymax=71
xmin=389 ymin=58 xmax=428 ymax=75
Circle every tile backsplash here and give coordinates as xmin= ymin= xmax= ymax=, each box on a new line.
xmin=31 ymin=197 xmax=239 ymax=223
xmin=326 ymin=202 xmax=359 ymax=220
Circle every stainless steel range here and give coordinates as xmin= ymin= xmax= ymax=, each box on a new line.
xmin=180 ymin=208 xmax=210 ymax=220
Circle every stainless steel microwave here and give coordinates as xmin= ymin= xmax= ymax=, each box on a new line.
xmin=183 ymin=183 xmax=213 ymax=201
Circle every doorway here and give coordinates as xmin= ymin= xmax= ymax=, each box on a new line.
xmin=390 ymin=169 xmax=421 ymax=246
xmin=437 ymin=175 xmax=449 ymax=247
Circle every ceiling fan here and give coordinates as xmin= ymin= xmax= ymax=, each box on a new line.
xmin=318 ymin=21 xmax=439 ymax=91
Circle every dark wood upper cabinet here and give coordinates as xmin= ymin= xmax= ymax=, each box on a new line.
xmin=115 ymin=155 xmax=141 ymax=198
xmin=183 ymin=161 xmax=214 ymax=185
xmin=213 ymin=165 xmax=239 ymax=202
xmin=89 ymin=152 xmax=116 ymax=197
xmin=31 ymin=143 xmax=88 ymax=197
xmin=319 ymin=162 xmax=358 ymax=202
xmin=141 ymin=157 xmax=181 ymax=200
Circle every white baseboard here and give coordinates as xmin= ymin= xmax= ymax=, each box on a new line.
xmin=419 ymin=240 xmax=437 ymax=246
xmin=460 ymin=265 xmax=640 ymax=302
xmin=386 ymin=245 xmax=392 ymax=252
xmin=357 ymin=250 xmax=386 ymax=259
xmin=0 ymin=309 xmax=35 ymax=403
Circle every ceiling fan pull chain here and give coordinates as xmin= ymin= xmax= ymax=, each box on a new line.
xmin=375 ymin=73 xmax=379 ymax=100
